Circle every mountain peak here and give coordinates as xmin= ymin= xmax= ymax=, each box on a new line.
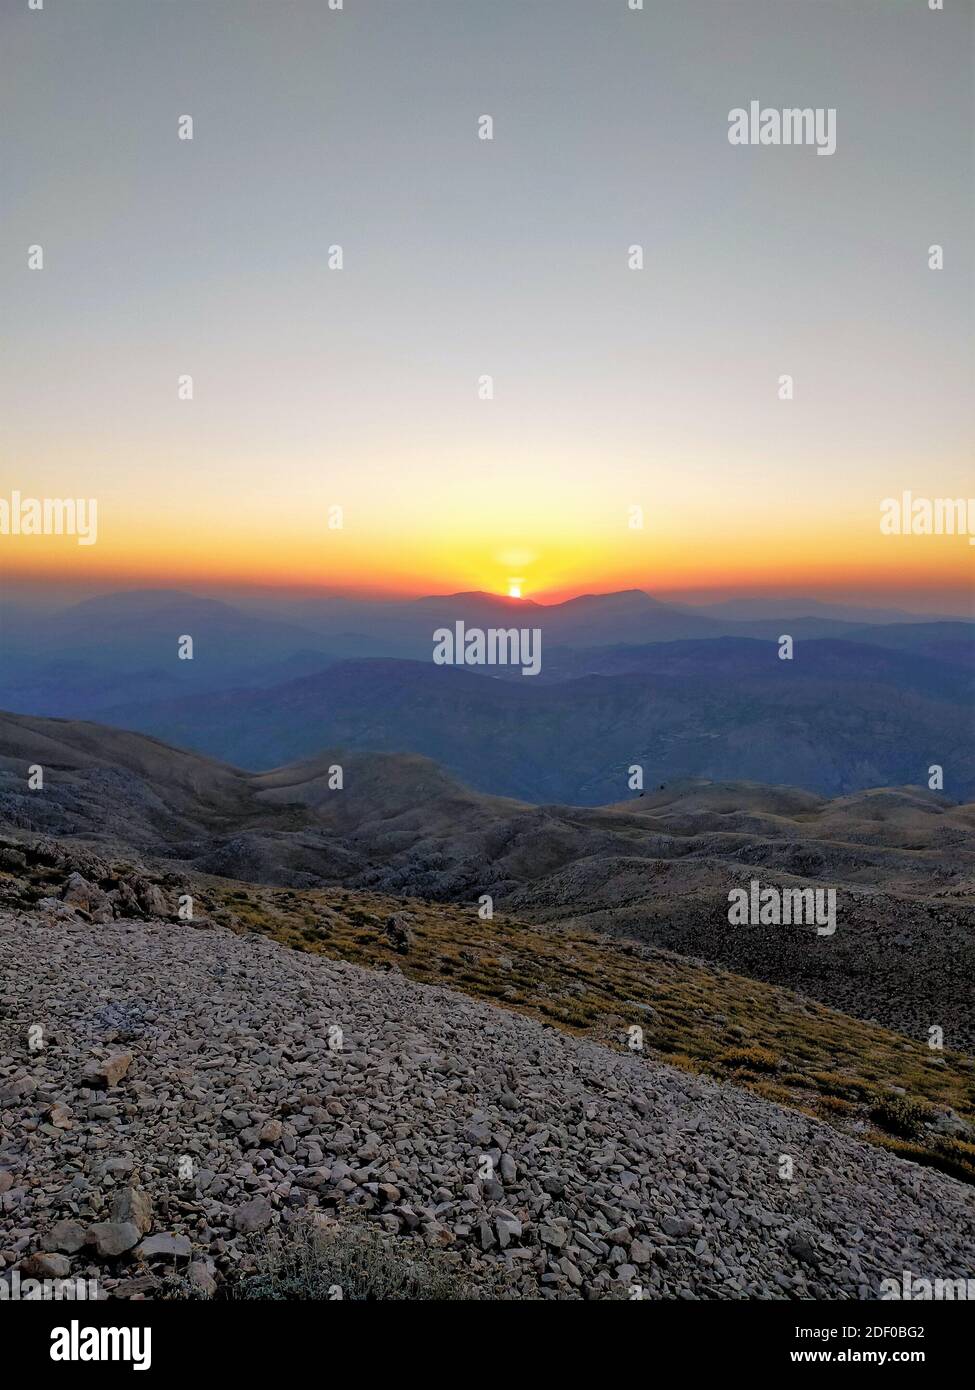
xmin=412 ymin=590 xmax=542 ymax=609
xmin=554 ymin=589 xmax=659 ymax=611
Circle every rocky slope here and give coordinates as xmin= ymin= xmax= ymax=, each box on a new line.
xmin=4 ymin=834 xmax=975 ymax=1183
xmin=2 ymin=906 xmax=974 ymax=1300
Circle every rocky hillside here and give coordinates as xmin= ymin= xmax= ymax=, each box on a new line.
xmin=3 ymin=835 xmax=974 ymax=1184
xmin=2 ymin=711 xmax=973 ymax=1047
xmin=3 ymin=905 xmax=975 ymax=1300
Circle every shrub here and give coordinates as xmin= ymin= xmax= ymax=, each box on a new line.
xmin=870 ymin=1095 xmax=932 ymax=1139
xmin=226 ymin=1216 xmax=481 ymax=1301
xmin=817 ymin=1095 xmax=856 ymax=1116
xmin=716 ymin=1045 xmax=779 ymax=1074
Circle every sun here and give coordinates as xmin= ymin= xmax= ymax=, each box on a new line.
xmin=507 ymin=580 xmax=522 ymax=599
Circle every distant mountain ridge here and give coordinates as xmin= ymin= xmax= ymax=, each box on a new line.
xmin=89 ymin=635 xmax=975 ymax=800
xmin=2 ymin=587 xmax=972 ymax=801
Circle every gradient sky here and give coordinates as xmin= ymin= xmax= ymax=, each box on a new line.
xmin=1 ymin=0 xmax=972 ymax=610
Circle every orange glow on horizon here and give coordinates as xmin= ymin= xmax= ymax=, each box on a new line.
xmin=2 ymin=468 xmax=971 ymax=614
xmin=2 ymin=521 xmax=971 ymax=615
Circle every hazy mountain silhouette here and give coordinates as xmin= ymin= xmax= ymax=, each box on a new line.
xmin=2 ymin=589 xmax=971 ymax=800
xmin=89 ymin=636 xmax=974 ymax=801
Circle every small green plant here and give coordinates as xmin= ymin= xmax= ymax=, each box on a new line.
xmin=871 ymin=1094 xmax=932 ymax=1139
xmin=225 ymin=1216 xmax=485 ymax=1301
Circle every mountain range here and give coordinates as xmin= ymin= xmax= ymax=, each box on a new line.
xmin=2 ymin=588 xmax=972 ymax=802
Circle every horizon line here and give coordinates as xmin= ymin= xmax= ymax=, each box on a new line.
xmin=2 ymin=579 xmax=972 ymax=620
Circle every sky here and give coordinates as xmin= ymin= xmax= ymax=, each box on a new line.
xmin=1 ymin=0 xmax=972 ymax=611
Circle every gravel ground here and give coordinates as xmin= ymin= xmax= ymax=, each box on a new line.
xmin=1 ymin=908 xmax=973 ymax=1300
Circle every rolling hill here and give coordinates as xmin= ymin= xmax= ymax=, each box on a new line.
xmin=1 ymin=710 xmax=972 ymax=1046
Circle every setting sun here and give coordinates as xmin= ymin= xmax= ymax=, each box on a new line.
xmin=508 ymin=581 xmax=523 ymax=599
